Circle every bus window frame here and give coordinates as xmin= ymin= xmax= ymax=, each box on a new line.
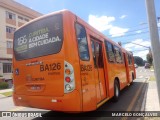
xmin=75 ymin=22 xmax=90 ymax=61
xmin=128 ymin=54 xmax=132 ymax=65
xmin=105 ymin=40 xmax=115 ymax=63
xmin=113 ymin=45 xmax=123 ymax=64
xmin=91 ymin=38 xmax=104 ymax=68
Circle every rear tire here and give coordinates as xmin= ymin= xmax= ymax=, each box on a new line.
xmin=113 ymin=80 xmax=120 ymax=102
xmin=131 ymin=73 xmax=134 ymax=85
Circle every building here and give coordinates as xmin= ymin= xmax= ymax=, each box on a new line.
xmin=0 ymin=0 xmax=42 ymax=81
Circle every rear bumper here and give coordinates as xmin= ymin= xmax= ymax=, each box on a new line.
xmin=13 ymin=90 xmax=82 ymax=112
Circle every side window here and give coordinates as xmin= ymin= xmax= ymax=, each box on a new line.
xmin=75 ymin=23 xmax=89 ymax=61
xmin=114 ymin=46 xmax=123 ymax=63
xmin=105 ymin=41 xmax=115 ymax=62
xmin=91 ymin=40 xmax=103 ymax=68
xmin=95 ymin=41 xmax=103 ymax=68
xmin=128 ymin=54 xmax=132 ymax=65
xmin=91 ymin=41 xmax=96 ymax=67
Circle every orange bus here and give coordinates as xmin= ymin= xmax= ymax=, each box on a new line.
xmin=13 ymin=10 xmax=136 ymax=112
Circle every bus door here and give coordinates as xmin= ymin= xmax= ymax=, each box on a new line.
xmin=123 ymin=52 xmax=130 ymax=84
xmin=91 ymin=39 xmax=107 ymax=103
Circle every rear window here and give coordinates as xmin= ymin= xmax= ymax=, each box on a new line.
xmin=14 ymin=14 xmax=63 ymax=60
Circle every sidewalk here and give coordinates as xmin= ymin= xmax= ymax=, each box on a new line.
xmin=0 ymin=88 xmax=12 ymax=94
xmin=145 ymin=80 xmax=160 ymax=111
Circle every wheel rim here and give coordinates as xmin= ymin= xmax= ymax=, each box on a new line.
xmin=115 ymin=84 xmax=119 ymax=97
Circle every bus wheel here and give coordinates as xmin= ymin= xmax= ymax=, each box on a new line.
xmin=131 ymin=73 xmax=134 ymax=85
xmin=113 ymin=80 xmax=120 ymax=102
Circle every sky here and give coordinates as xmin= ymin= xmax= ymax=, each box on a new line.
xmin=15 ymin=0 xmax=160 ymax=60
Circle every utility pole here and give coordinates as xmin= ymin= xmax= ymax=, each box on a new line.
xmin=146 ymin=0 xmax=160 ymax=104
xmin=158 ymin=17 xmax=160 ymax=23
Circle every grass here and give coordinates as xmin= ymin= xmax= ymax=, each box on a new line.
xmin=145 ymin=117 xmax=160 ymax=120
xmin=150 ymin=66 xmax=154 ymax=70
xmin=149 ymin=76 xmax=155 ymax=81
xmin=0 ymin=91 xmax=12 ymax=97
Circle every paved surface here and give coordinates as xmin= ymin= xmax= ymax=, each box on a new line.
xmin=145 ymin=80 xmax=160 ymax=111
xmin=136 ymin=67 xmax=160 ymax=111
xmin=0 ymin=94 xmax=4 ymax=98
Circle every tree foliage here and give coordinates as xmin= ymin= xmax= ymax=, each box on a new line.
xmin=134 ymin=56 xmax=144 ymax=66
xmin=0 ymin=82 xmax=8 ymax=89
xmin=146 ymin=53 xmax=153 ymax=65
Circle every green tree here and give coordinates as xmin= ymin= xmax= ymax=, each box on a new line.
xmin=146 ymin=53 xmax=153 ymax=65
xmin=134 ymin=56 xmax=144 ymax=66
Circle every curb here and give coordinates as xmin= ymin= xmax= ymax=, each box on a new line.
xmin=141 ymin=77 xmax=149 ymax=111
xmin=0 ymin=89 xmax=13 ymax=99
xmin=0 ymin=89 xmax=13 ymax=94
xmin=0 ymin=94 xmax=12 ymax=99
xmin=0 ymin=88 xmax=13 ymax=98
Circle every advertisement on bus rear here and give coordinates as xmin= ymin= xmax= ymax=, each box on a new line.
xmin=14 ymin=14 xmax=63 ymax=60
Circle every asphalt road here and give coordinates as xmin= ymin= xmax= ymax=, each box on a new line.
xmin=0 ymin=67 xmax=154 ymax=120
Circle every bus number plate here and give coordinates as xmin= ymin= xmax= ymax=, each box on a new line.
xmin=40 ymin=63 xmax=61 ymax=72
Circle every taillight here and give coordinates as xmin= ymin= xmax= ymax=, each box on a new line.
xmin=65 ymin=77 xmax=71 ymax=83
xmin=64 ymin=61 xmax=75 ymax=93
xmin=65 ymin=69 xmax=71 ymax=75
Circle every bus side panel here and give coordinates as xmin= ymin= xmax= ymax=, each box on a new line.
xmin=128 ymin=64 xmax=134 ymax=82
xmin=80 ymin=33 xmax=97 ymax=111
xmin=106 ymin=64 xmax=127 ymax=98
xmin=63 ymin=12 xmax=83 ymax=111
xmin=74 ymin=18 xmax=97 ymax=111
xmin=129 ymin=66 xmax=132 ymax=82
xmin=116 ymin=64 xmax=128 ymax=90
xmin=107 ymin=64 xmax=127 ymax=97
xmin=107 ymin=63 xmax=115 ymax=98
xmin=132 ymin=56 xmax=136 ymax=79
xmin=128 ymin=54 xmax=135 ymax=82
xmin=81 ymin=65 xmax=97 ymax=111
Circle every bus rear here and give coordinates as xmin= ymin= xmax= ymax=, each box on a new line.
xmin=13 ymin=11 xmax=82 ymax=112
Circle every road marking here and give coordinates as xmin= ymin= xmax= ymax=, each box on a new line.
xmin=121 ymin=79 xmax=147 ymax=120
xmin=8 ymin=107 xmax=25 ymax=111
xmin=126 ymin=82 xmax=144 ymax=111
